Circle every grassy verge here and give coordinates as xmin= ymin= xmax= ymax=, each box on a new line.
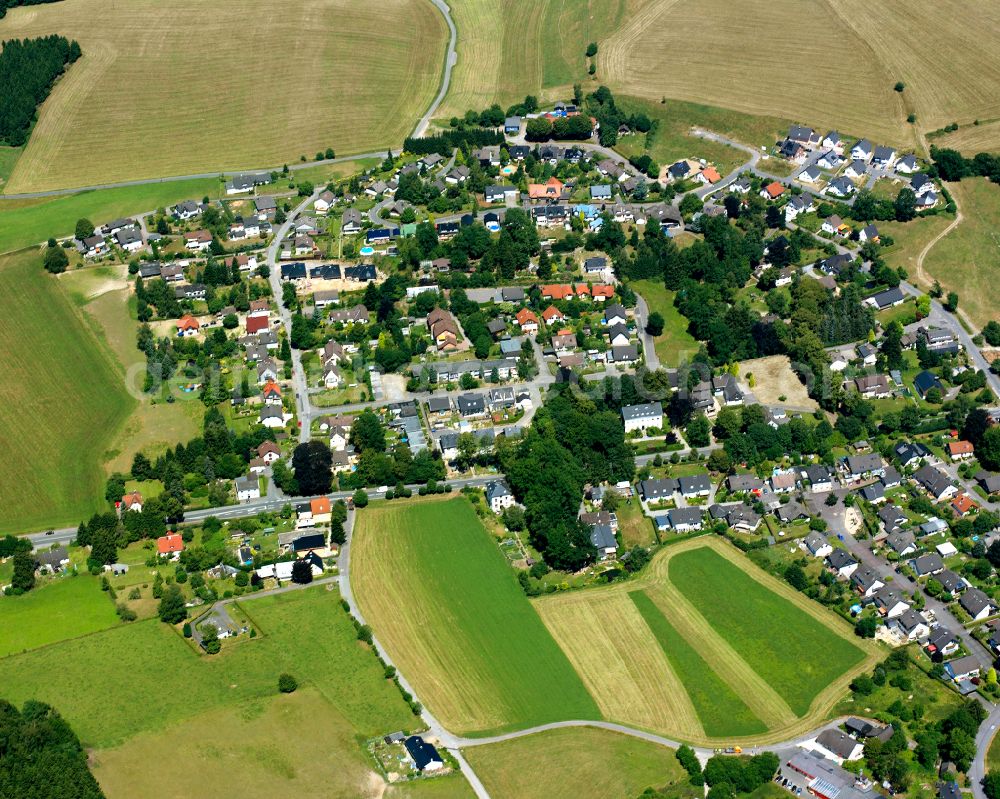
xmin=632 ymin=279 xmax=699 ymax=367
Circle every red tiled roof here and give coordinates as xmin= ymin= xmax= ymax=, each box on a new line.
xmin=157 ymin=533 xmax=184 ymax=555
xmin=246 ymin=314 xmax=270 ymax=334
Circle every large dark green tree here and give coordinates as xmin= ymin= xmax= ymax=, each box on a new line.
xmin=292 ymin=441 xmax=333 ymax=496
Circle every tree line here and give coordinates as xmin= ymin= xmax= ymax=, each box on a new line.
xmin=0 ymin=34 xmax=80 ymax=146
xmin=0 ymin=0 xmax=61 ymax=19
xmin=930 ymin=145 xmax=1000 ymax=185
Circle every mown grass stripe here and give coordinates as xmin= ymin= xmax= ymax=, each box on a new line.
xmin=668 ymin=547 xmax=867 ymax=715
xmin=628 ymin=589 xmax=767 ymax=737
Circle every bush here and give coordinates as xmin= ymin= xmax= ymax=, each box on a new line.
xmin=278 ymin=673 xmax=298 ymax=693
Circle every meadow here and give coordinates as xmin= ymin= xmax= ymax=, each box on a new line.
xmin=439 ymin=0 xmax=633 ymax=119
xmin=0 ymin=574 xmax=119 ymax=658
xmin=0 ymin=0 xmax=447 ymax=192
xmin=350 ymin=496 xmax=600 ymax=736
xmin=668 ymin=546 xmax=869 ymax=716
xmin=633 ymin=279 xmax=699 ymax=367
xmin=920 ymin=178 xmax=1000 ymax=331
xmin=0 ymin=177 xmax=219 ymax=254
xmin=464 ymin=725 xmax=698 ymax=799
xmin=628 ymin=590 xmax=767 ymax=737
xmin=0 ymin=249 xmax=135 ymax=533
xmin=534 ymin=538 xmax=878 ymax=745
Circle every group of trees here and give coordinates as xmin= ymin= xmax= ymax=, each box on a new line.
xmin=931 ymin=145 xmax=1000 ymax=185
xmin=702 ymin=752 xmax=779 ymax=799
xmin=0 ymin=700 xmax=106 ymax=798
xmin=0 ymin=34 xmax=81 ymax=146
xmin=502 ymin=385 xmax=634 ymax=570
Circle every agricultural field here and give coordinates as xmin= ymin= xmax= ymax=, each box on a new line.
xmin=439 ymin=0 xmax=634 ymax=119
xmin=534 ymin=538 xmax=878 ymax=745
xmin=350 ymin=496 xmax=600 ymax=736
xmin=920 ymin=178 xmax=1000 ymax=331
xmin=0 ymin=585 xmax=446 ymax=797
xmin=464 ymin=726 xmax=698 ymax=799
xmin=0 ymin=574 xmax=119 ymax=658
xmin=937 ymin=120 xmax=1000 ymax=155
xmin=668 ymin=545 xmax=870 ymax=715
xmin=598 ymin=0 xmax=1000 ymax=150
xmin=0 ymin=177 xmax=219 ymax=254
xmin=632 ymin=279 xmax=699 ymax=367
xmin=0 ymin=250 xmax=135 ymax=534
xmin=0 ymin=0 xmax=447 ymax=192
xmin=879 ymin=212 xmax=956 ymax=277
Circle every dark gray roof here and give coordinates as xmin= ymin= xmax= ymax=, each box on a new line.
xmin=621 ymin=402 xmax=663 ymax=422
xmin=678 ymin=474 xmax=711 ymax=495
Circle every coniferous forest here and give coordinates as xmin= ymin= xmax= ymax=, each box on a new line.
xmin=0 ymin=33 xmax=81 ymax=146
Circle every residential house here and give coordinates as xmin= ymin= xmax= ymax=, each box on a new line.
xmin=843 ymin=453 xmax=885 ymax=480
xmin=760 ymin=181 xmax=785 ymax=200
xmin=804 ymin=464 xmax=834 ymax=493
xmin=813 ymin=729 xmax=864 ymax=765
xmin=157 ymin=533 xmax=184 ymax=558
xmin=485 ymin=185 xmax=518 ymax=204
xmin=184 ymin=229 xmax=212 ymax=251
xmin=258 ymin=441 xmax=280 ymax=464
xmin=825 ymin=177 xmax=855 ymax=198
xmin=235 ymin=475 xmax=261 ymax=502
xmin=912 ymin=553 xmax=945 ymax=578
xmin=851 ymin=566 xmax=885 ymax=597
xmin=121 ymin=491 xmax=143 ymax=512
xmin=944 ymin=655 xmax=982 ymax=682
xmin=851 ymin=140 xmax=874 ymax=162
xmin=896 ymin=155 xmax=918 ymax=174
xmin=678 ymin=474 xmax=711 ymax=499
xmin=603 ymin=304 xmax=627 ymax=326
xmin=926 ymin=627 xmax=960 ymax=658
xmin=485 ymin=481 xmax=515 ymax=514
xmin=259 ymin=405 xmax=284 ymax=429
xmin=871 ymin=586 xmax=910 ymax=618
xmin=404 ymin=736 xmax=444 ymax=773
xmin=590 ymin=523 xmax=619 ymax=560
xmin=886 ymin=530 xmax=917 ymax=557
xmin=827 ymin=549 xmax=858 ymax=579
xmin=864 ymin=287 xmax=905 ymax=310
xmin=803 ymin=531 xmax=833 ymax=558
xmin=176 ymin=314 xmax=200 ymax=337
xmin=960 ymin=587 xmax=996 ymax=621
xmin=913 ymin=465 xmax=957 ymax=501
xmin=621 ymin=402 xmax=664 ymax=433
xmin=639 ymin=478 xmax=678 ymax=502
xmin=894 ymin=441 xmax=932 ymax=468
xmin=878 ymin=504 xmax=907 ymax=536
xmin=914 ymin=370 xmax=943 ymax=399
xmin=515 ymin=308 xmax=539 ymax=335
xmin=890 ymin=609 xmax=930 ymax=642
xmin=858 ymin=224 xmax=880 ymax=243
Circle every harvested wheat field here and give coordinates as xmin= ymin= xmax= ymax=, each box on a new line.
xmin=600 ymin=0 xmax=1000 ymax=149
xmin=534 ymin=538 xmax=879 ymax=746
xmin=439 ymin=0 xmax=637 ymax=118
xmin=0 ymin=0 xmax=447 ymax=192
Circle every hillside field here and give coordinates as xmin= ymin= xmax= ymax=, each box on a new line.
xmin=633 ymin=279 xmax=699 ymax=367
xmin=0 ymin=0 xmax=447 ymax=192
xmin=350 ymin=496 xmax=600 ymax=736
xmin=920 ymin=178 xmax=1000 ymax=332
xmin=534 ymin=538 xmax=878 ymax=745
xmin=599 ymin=0 xmax=1000 ymax=148
xmin=0 ymin=585 xmax=455 ymax=797
xmin=0 ymin=249 xmax=135 ymax=533
xmin=0 ymin=574 xmax=119 ymax=657
xmin=464 ymin=726 xmax=697 ymax=799
xmin=439 ymin=0 xmax=633 ymax=119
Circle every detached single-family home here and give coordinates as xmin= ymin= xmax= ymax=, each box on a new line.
xmin=926 ymin=627 xmax=960 ymax=658
xmin=485 ymin=481 xmax=515 ymax=514
xmin=666 ymin=507 xmax=703 ymax=533
xmin=913 ymin=464 xmax=957 ymax=502
xmin=184 ymin=229 xmax=212 ymax=251
xmin=404 ymin=736 xmax=444 ymax=773
xmin=827 ymin=549 xmax=858 ymax=579
xmin=590 ymin=523 xmax=619 ymax=560
xmin=872 ymin=586 xmax=910 ymax=618
xmin=851 ymin=140 xmax=874 ymax=162
xmin=890 ymin=608 xmax=930 ymax=642
xmin=157 ymin=533 xmax=184 ymax=558
xmin=236 ymin=474 xmax=261 ymax=502
xmin=914 ymin=370 xmax=943 ymax=399
xmin=803 ymin=531 xmax=833 ymax=558
xmin=912 ymin=553 xmax=945 ymax=578
xmin=864 ymin=287 xmax=905 ymax=310
xmin=760 ymin=181 xmax=785 ymax=200
xmin=825 ymin=177 xmax=855 ymax=198
xmin=945 ymin=655 xmax=982 ymax=683
xmin=851 ymin=566 xmax=884 ymax=597
xmin=960 ymin=587 xmax=996 ymax=621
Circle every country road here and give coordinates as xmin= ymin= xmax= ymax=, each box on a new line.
xmin=412 ymin=0 xmax=458 ymax=140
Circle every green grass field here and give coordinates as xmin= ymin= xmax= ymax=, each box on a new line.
xmin=0 ymin=178 xmax=219 ymax=254
xmin=0 ymin=250 xmax=135 ymax=533
xmin=0 ymin=575 xmax=119 ymax=658
xmin=628 ymin=590 xmax=767 ymax=737
xmin=668 ymin=547 xmax=868 ymax=715
xmin=0 ymin=0 xmax=446 ymax=192
xmin=351 ymin=497 xmax=600 ymax=736
xmin=614 ymin=96 xmax=794 ymax=175
xmin=921 ymin=178 xmax=1000 ymax=331
xmin=0 ymin=586 xmax=414 ymax=748
xmin=464 ymin=726 xmax=697 ymax=799
xmin=633 ymin=279 xmax=699 ymax=367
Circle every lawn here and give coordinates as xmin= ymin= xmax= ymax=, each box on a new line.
xmin=464 ymin=726 xmax=698 ymax=799
xmin=0 ymin=177 xmax=219 ymax=254
xmin=0 ymin=574 xmax=119 ymax=658
xmin=0 ymin=0 xmax=447 ymax=192
xmin=351 ymin=496 xmax=600 ymax=736
xmin=94 ymin=687 xmax=463 ymax=799
xmin=668 ymin=546 xmax=869 ymax=716
xmin=439 ymin=0 xmax=629 ymax=119
xmin=0 ymin=585 xmax=415 ymax=749
xmin=629 ymin=590 xmax=767 ymax=737
xmin=0 ymin=250 xmax=135 ymax=533
xmin=921 ymin=178 xmax=1000 ymax=331
xmin=633 ymin=279 xmax=699 ymax=367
